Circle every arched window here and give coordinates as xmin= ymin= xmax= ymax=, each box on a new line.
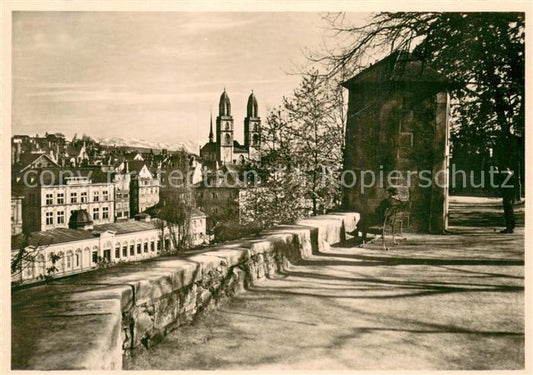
xmin=225 ymin=122 xmax=230 ymax=131
xmin=36 ymin=254 xmax=46 ymax=278
xmin=66 ymin=250 xmax=74 ymax=270
xmin=55 ymin=251 xmax=64 ymax=273
xmin=225 ymin=134 xmax=231 ymax=145
xmin=253 ymin=133 xmax=259 ymax=146
xmin=75 ymin=249 xmax=82 ymax=268
xmin=83 ymin=247 xmax=91 ymax=269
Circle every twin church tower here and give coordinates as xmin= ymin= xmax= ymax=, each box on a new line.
xmin=200 ymin=89 xmax=261 ymax=168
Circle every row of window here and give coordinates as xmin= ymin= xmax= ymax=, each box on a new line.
xmin=116 ymin=192 xmax=130 ymax=199
xmin=24 ymin=252 xmax=81 ymax=279
xmin=45 ymin=211 xmax=65 ymax=225
xmin=92 ymin=207 xmax=110 ymax=221
xmin=140 ymin=180 xmax=159 ymax=186
xmin=44 ymin=206 xmax=110 ymax=226
xmin=113 ymin=240 xmax=161 ymax=259
xmin=45 ymin=190 xmax=110 ymax=205
xmin=140 ymin=187 xmax=158 ymax=195
xmin=25 ymin=240 xmax=160 ymax=279
xmin=116 ymin=211 xmax=129 ymax=218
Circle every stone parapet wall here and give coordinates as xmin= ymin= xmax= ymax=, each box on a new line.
xmin=11 ymin=212 xmax=359 ymax=370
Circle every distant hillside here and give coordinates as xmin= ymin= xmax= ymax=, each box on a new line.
xmin=96 ymin=137 xmax=199 ymax=154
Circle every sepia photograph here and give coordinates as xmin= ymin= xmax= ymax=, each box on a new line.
xmin=3 ymin=1 xmax=530 ymax=372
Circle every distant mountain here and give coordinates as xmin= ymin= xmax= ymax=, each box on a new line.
xmin=96 ymin=137 xmax=200 ymax=154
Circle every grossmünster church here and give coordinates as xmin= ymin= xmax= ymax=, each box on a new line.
xmin=200 ymin=89 xmax=261 ymax=168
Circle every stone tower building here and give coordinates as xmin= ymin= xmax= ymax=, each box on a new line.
xmin=342 ymin=51 xmax=450 ymax=234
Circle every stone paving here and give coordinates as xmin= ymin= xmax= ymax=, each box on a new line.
xmin=125 ymin=197 xmax=525 ymax=370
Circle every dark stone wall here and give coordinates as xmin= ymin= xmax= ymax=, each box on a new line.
xmin=343 ymin=61 xmax=449 ymax=233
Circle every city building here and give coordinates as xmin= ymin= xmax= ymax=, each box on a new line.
xmin=14 ymin=168 xmax=115 ymax=232
xmin=11 ymin=218 xmax=165 ymax=284
xmin=112 ymin=169 xmax=131 ymax=221
xmin=194 ymin=166 xmax=246 ymax=229
xmin=129 ymin=160 xmax=160 ymax=216
xmin=189 ymin=208 xmax=208 ymax=246
xmin=11 ymin=211 xmax=208 ymax=284
xmin=200 ymin=89 xmax=261 ymax=168
xmin=12 ymin=152 xmax=60 ymax=179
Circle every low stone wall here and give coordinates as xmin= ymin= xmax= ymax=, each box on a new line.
xmin=11 ymin=213 xmax=359 ymax=370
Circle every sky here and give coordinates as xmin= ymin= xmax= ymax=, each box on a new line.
xmin=12 ymin=11 xmax=368 ymax=149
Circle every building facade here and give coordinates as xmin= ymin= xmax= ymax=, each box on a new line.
xmin=11 ymin=213 xmax=207 ymax=284
xmin=195 ymin=184 xmax=244 ymax=229
xmin=11 ymin=220 xmax=163 ymax=284
xmin=129 ymin=160 xmax=160 ymax=216
xmin=18 ymin=172 xmax=115 ymax=233
xmin=189 ymin=208 xmax=208 ymax=246
xmin=113 ymin=172 xmax=131 ymax=220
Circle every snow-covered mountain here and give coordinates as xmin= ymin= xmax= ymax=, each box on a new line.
xmin=97 ymin=136 xmax=200 ymax=154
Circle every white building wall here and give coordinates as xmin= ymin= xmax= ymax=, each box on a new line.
xmin=12 ymin=227 xmax=164 ymax=284
xmin=40 ymin=183 xmax=115 ymax=230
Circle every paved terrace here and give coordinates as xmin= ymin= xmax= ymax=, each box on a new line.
xmin=125 ymin=196 xmax=525 ymax=370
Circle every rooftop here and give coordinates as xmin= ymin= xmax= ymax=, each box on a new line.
xmin=11 ymin=219 xmax=163 ymax=250
xmin=94 ymin=219 xmax=163 ymax=234
xmin=13 ymin=167 xmax=113 ymax=187
xmin=342 ymin=51 xmax=448 ymax=89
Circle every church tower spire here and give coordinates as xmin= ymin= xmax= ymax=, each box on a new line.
xmin=216 ymin=88 xmax=234 ymax=164
xmin=244 ymin=90 xmax=261 ymax=160
xmin=219 ymin=88 xmax=231 ymax=116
